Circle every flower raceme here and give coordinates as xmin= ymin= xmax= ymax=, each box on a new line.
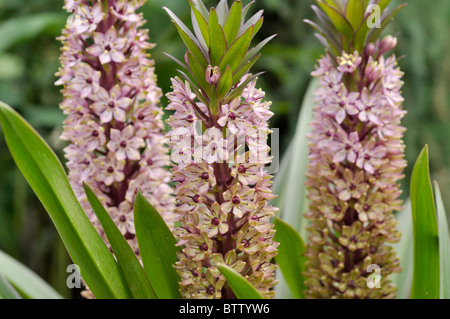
xmin=164 ymin=0 xmax=278 ymax=299
xmin=55 ymin=0 xmax=176 ymax=287
xmin=304 ymin=1 xmax=406 ymax=299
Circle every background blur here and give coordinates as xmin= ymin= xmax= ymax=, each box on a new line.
xmin=0 ymin=0 xmax=448 ymax=298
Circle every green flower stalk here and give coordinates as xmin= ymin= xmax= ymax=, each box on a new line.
xmin=164 ymin=0 xmax=278 ymax=299
xmin=303 ymin=0 xmax=406 ymax=298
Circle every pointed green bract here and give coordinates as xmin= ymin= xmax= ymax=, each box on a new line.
xmin=0 ymin=101 xmax=129 ymax=299
xmin=219 ymin=26 xmax=254 ymax=73
xmin=209 ymin=8 xmax=227 ymax=66
xmin=224 ymin=1 xmax=243 ymax=43
xmin=218 ymin=264 xmax=263 ymax=299
xmin=83 ymin=183 xmax=157 ymax=299
xmin=309 ymin=0 xmax=405 ymax=54
xmin=410 ymin=146 xmax=440 ymax=299
xmin=218 ymin=65 xmax=233 ymax=100
xmin=134 ymin=192 xmax=181 ymax=299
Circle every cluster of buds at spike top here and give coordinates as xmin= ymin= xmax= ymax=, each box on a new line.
xmin=164 ymin=0 xmax=278 ymax=299
xmin=304 ymin=0 xmax=406 ymax=299
xmin=56 ymin=0 xmax=176 ymax=265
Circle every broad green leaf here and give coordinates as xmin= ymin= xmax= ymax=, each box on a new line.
xmin=0 ymin=249 xmax=61 ymax=299
xmin=134 ymin=192 xmax=181 ymax=299
xmin=273 ymin=218 xmax=306 ymax=299
xmin=209 ymin=9 xmax=227 ymax=66
xmin=346 ymin=0 xmax=365 ymax=29
xmin=218 ymin=264 xmax=263 ymax=299
xmin=434 ymin=182 xmax=450 ymax=299
xmin=410 ymin=145 xmax=440 ymax=299
xmin=317 ymin=1 xmax=354 ymax=39
xmin=0 ymin=102 xmax=130 ymax=299
xmin=223 ymin=0 xmax=243 ymax=44
xmin=390 ymin=200 xmax=413 ymax=299
xmin=217 ymin=65 xmax=232 ymax=100
xmin=219 ymin=26 xmax=254 ymax=73
xmin=0 ymin=13 xmax=65 ymax=52
xmin=0 ymin=274 xmax=22 ymax=299
xmin=83 ymin=183 xmax=157 ymax=299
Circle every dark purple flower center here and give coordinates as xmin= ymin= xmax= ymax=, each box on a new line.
xmin=349 ymin=183 xmax=357 ymax=190
xmin=229 ymin=112 xmax=237 ymax=120
xmin=350 ymin=235 xmax=358 ymax=243
xmin=363 ymin=204 xmax=371 ymax=211
xmin=193 ymin=194 xmax=200 ymax=203
xmin=120 ymin=141 xmax=127 ymax=148
xmin=348 ymin=280 xmax=356 ymax=289
xmin=211 ymin=217 xmax=220 ymax=226
xmin=86 ymin=77 xmax=93 ymax=84
xmin=331 ymin=259 xmax=339 ymax=268
xmin=345 ymin=144 xmax=352 ymax=150
xmin=138 ymin=114 xmax=145 ymax=120
xmin=238 ymin=165 xmax=247 ymax=174
xmin=105 ymin=44 xmax=112 ymax=51
xmin=241 ymin=239 xmax=250 ymax=248
xmin=119 ymin=215 xmax=126 ymax=222
xmin=369 ymin=246 xmax=377 ymax=254
xmin=364 ymin=154 xmax=371 ymax=160
xmin=124 ymin=232 xmax=135 ymax=240
xmin=199 ymin=243 xmax=208 ymax=251
xmin=186 ymin=115 xmax=194 ymax=123
xmin=107 ymin=166 xmax=114 ymax=173
xmin=125 ymin=70 xmax=132 ymax=76
xmin=232 ymin=196 xmax=241 ymax=205
xmin=206 ymin=285 xmax=215 ymax=295
xmin=200 ymin=172 xmax=209 ymax=180
xmin=92 ymin=130 xmax=99 ymax=137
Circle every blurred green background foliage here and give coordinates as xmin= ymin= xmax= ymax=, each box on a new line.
xmin=0 ymin=0 xmax=448 ymax=297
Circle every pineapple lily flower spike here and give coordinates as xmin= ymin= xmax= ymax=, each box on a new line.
xmin=303 ymin=0 xmax=407 ymax=298
xmin=55 ymin=0 xmax=176 ymax=297
xmin=164 ymin=0 xmax=279 ymax=299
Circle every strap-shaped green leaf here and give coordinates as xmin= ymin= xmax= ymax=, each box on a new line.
xmin=273 ymin=218 xmax=306 ymax=299
xmin=0 ymin=274 xmax=22 ymax=299
xmin=434 ymin=182 xmax=450 ymax=299
xmin=83 ymin=183 xmax=157 ymax=299
xmin=0 ymin=102 xmax=130 ymax=299
xmin=223 ymin=0 xmax=243 ymax=44
xmin=134 ymin=192 xmax=181 ymax=299
xmin=410 ymin=145 xmax=440 ymax=299
xmin=209 ymin=8 xmax=227 ymax=66
xmin=218 ymin=264 xmax=263 ymax=299
xmin=0 ymin=249 xmax=61 ymax=299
